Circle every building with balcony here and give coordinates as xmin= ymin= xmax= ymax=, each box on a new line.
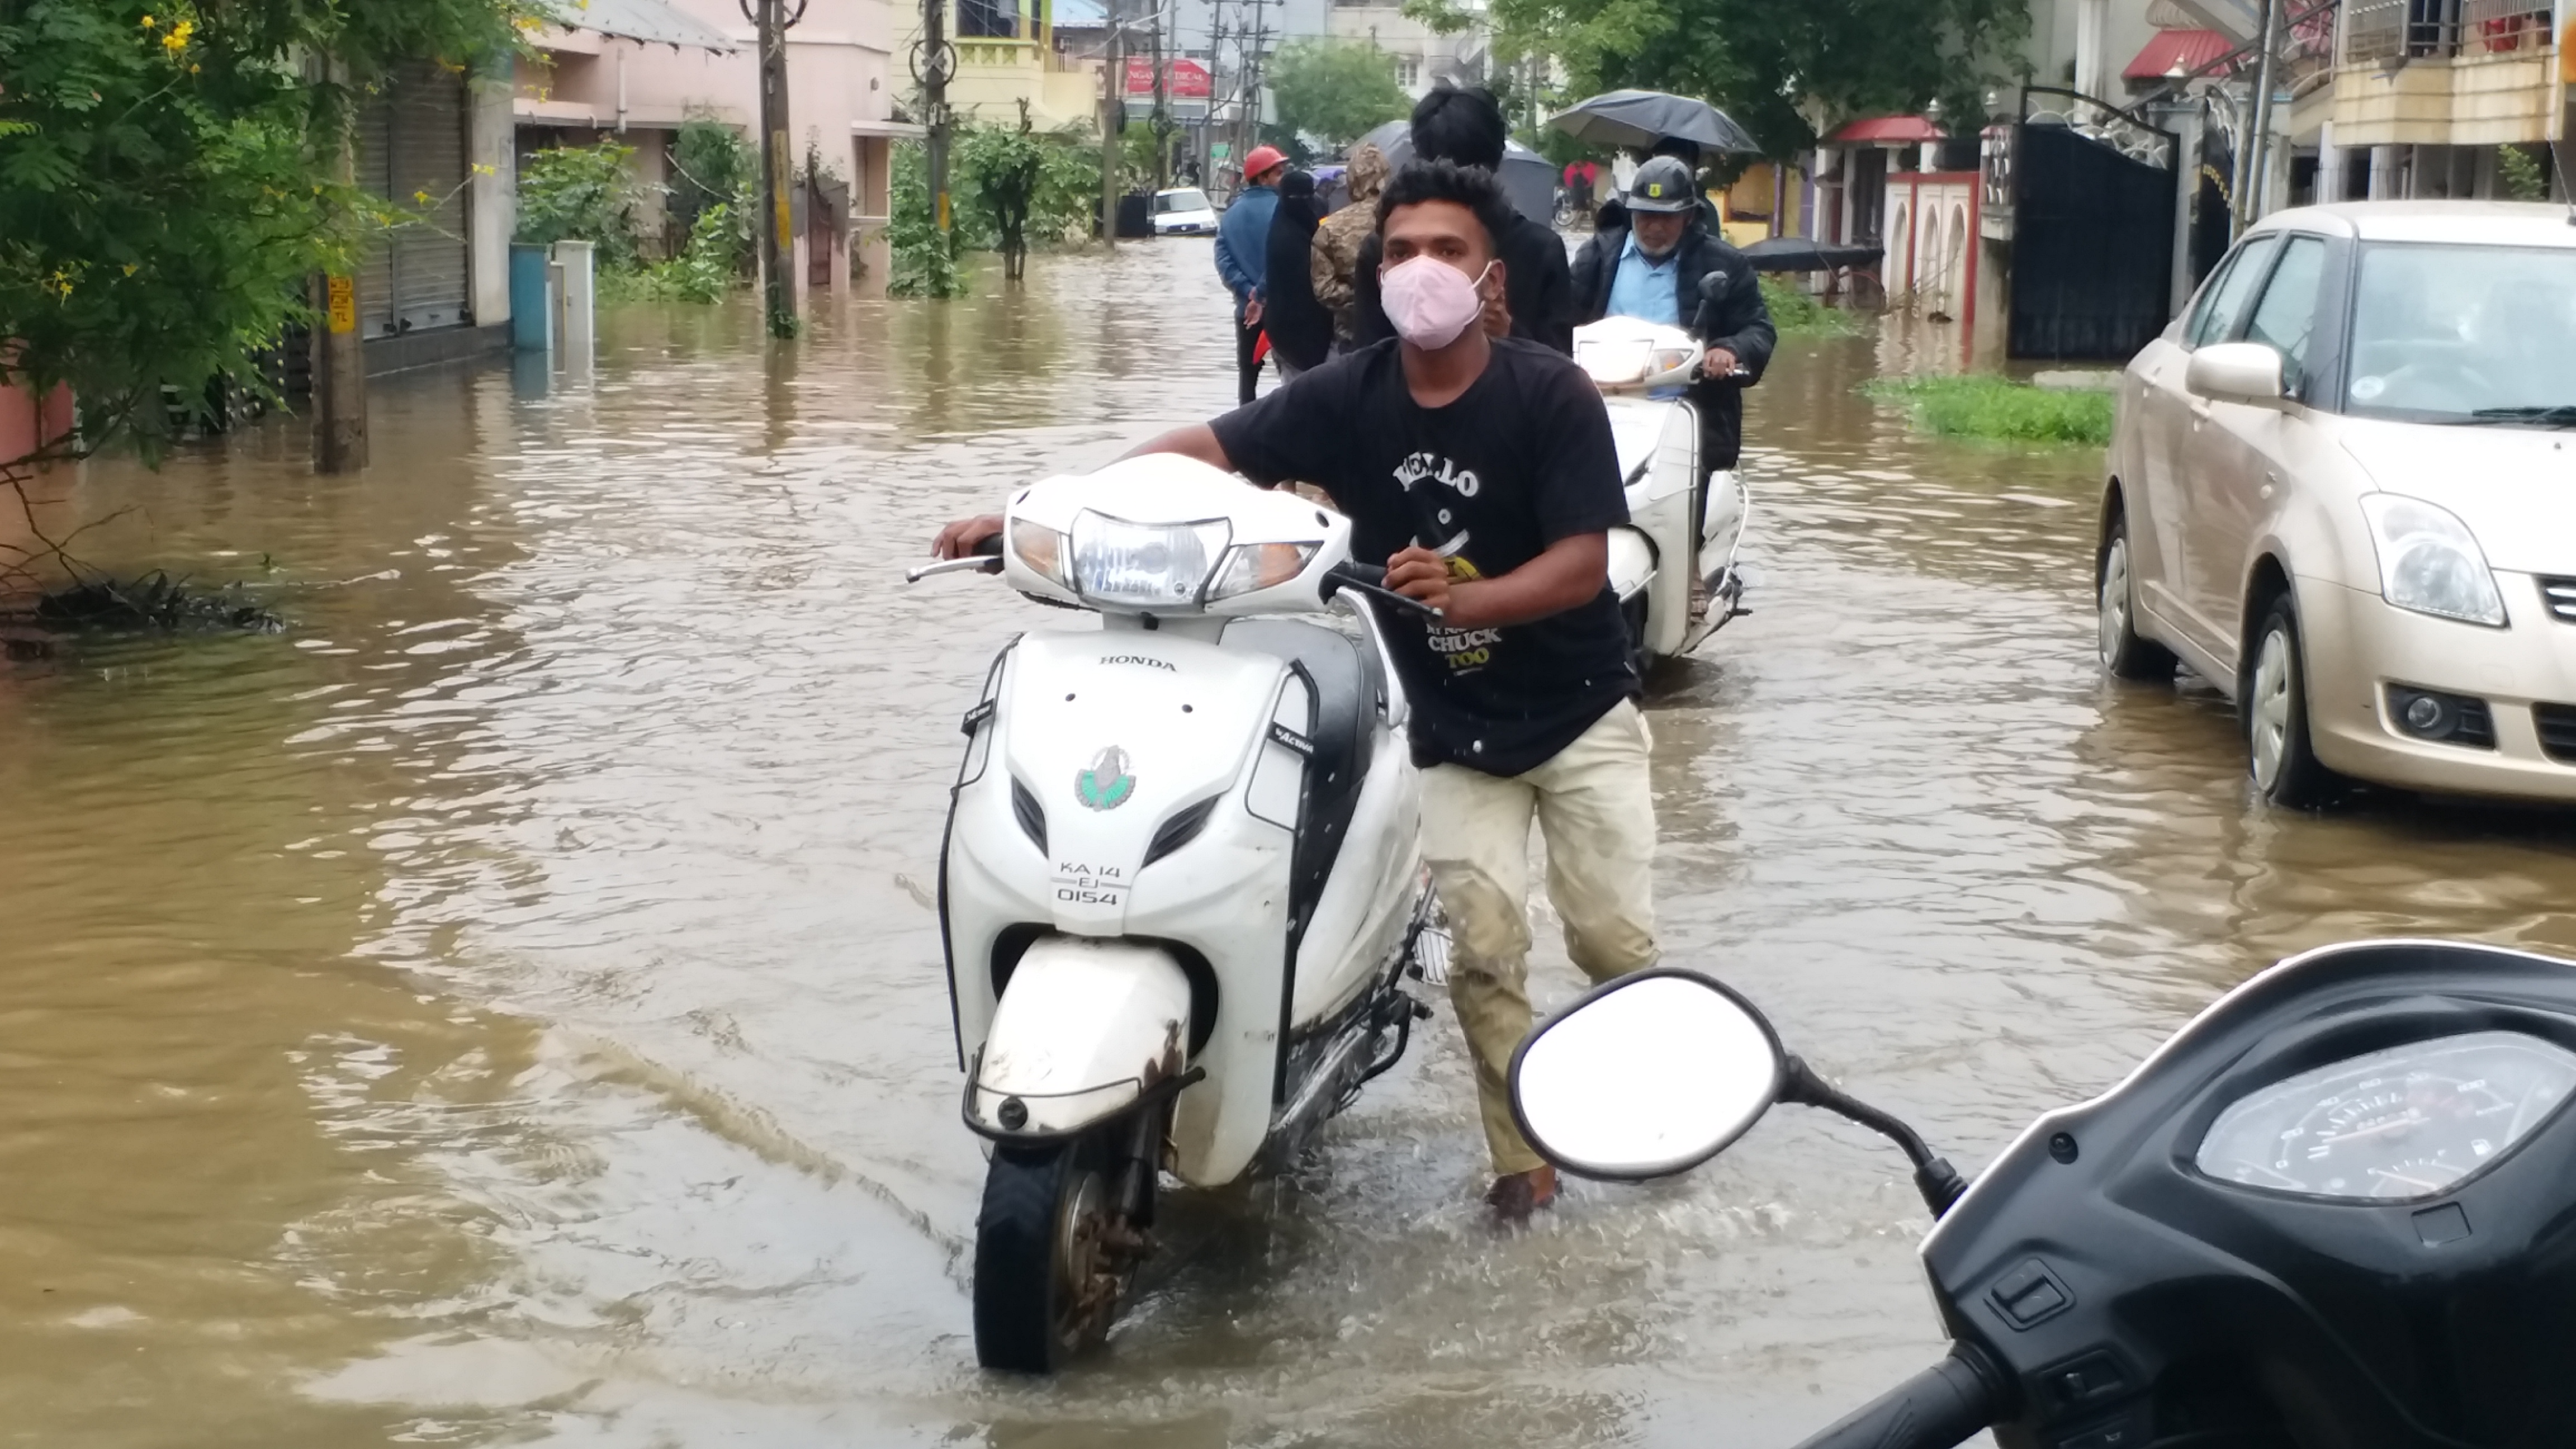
xmin=897 ymin=0 xmax=1109 ymax=134
xmin=2318 ymin=0 xmax=2566 ymax=200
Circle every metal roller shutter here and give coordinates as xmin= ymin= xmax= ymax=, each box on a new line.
xmin=352 ymin=63 xmax=471 ymax=338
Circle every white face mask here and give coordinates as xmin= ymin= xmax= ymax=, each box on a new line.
xmin=1380 ymin=257 xmax=1494 ymax=349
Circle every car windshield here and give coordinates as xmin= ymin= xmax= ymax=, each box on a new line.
xmin=1155 ymin=190 xmax=1210 ymax=214
xmin=2346 ymin=242 xmax=2576 ymax=425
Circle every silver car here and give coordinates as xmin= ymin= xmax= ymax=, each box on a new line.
xmin=2100 ymin=202 xmax=2576 ymax=806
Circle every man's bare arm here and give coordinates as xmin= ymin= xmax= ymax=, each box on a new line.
xmin=932 ymin=425 xmax=1245 ymax=559
xmin=1384 ymin=533 xmax=1607 ymax=632
xmin=1116 ymin=423 xmax=1236 ymax=470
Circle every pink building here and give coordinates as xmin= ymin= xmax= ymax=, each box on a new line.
xmin=515 ymin=0 xmax=917 ymax=297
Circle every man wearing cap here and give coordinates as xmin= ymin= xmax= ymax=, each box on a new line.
xmin=1571 ymin=155 xmax=1774 ymax=549
xmin=1215 ymin=145 xmax=1290 ymax=404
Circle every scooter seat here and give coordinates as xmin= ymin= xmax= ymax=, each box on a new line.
xmin=1223 ymin=619 xmax=1382 ymax=936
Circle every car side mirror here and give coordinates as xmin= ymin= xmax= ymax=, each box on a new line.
xmin=2186 ymin=341 xmax=2291 ymax=409
xmin=1507 ymin=969 xmax=1786 ymax=1180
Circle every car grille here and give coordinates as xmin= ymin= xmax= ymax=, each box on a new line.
xmin=2541 ymin=577 xmax=2576 ymax=625
xmin=2536 ymin=704 xmax=2576 ymax=765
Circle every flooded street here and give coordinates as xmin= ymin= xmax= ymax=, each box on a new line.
xmin=10 ymin=239 xmax=2576 ymax=1448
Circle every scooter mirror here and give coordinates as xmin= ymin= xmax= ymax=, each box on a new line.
xmin=1507 ymin=968 xmax=1786 ymax=1181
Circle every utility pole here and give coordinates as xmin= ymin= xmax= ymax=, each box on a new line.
xmin=1208 ymin=0 xmax=1225 ymax=187
xmin=1151 ymin=0 xmax=1171 ymax=190
xmin=920 ymin=0 xmax=954 ymax=250
xmin=1101 ymin=0 xmax=1123 ymax=248
xmin=2241 ymin=0 xmax=2284 ymax=235
xmin=312 ymin=56 xmax=366 ymax=474
xmin=751 ymin=0 xmax=808 ymax=337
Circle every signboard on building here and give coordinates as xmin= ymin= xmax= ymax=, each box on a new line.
xmin=1121 ymin=57 xmax=1213 ymax=100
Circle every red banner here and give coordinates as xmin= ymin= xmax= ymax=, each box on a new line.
xmin=1122 ymin=57 xmax=1211 ymax=99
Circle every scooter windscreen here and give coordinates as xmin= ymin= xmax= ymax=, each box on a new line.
xmin=1903 ymin=939 xmax=2576 ymax=1449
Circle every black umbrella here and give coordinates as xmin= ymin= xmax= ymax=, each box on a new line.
xmin=1549 ymin=89 xmax=1760 ymax=154
xmin=1739 ymin=235 xmax=1885 ymax=274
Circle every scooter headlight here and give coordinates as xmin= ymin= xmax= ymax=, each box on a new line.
xmin=1009 ymin=517 xmax=1068 ymax=586
xmin=2360 ymin=494 xmax=2506 ymax=627
xmin=1575 ymin=337 xmax=1652 ymax=385
xmin=1208 ymin=541 xmax=1320 ymax=600
xmin=1069 ymin=511 xmax=1231 ymax=609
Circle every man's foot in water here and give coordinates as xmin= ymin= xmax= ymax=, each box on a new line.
xmin=1485 ymin=1164 xmax=1557 ymax=1226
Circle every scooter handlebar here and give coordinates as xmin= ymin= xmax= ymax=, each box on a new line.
xmin=1323 ymin=561 xmax=1442 ymax=622
xmin=1787 ymin=1348 xmax=2002 ymax=1449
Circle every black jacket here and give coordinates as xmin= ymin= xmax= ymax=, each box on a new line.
xmin=1351 ymin=210 xmax=1575 ymax=354
xmin=1571 ymin=221 xmax=1774 ymax=370
xmin=1570 ymin=220 xmax=1777 ymax=469
xmin=1263 ymin=203 xmax=1333 ymax=371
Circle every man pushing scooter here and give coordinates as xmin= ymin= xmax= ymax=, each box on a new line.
xmin=935 ymin=159 xmax=1660 ymax=1225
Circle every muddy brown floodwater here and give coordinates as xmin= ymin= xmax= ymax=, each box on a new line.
xmin=8 ymin=240 xmax=2576 ymax=1449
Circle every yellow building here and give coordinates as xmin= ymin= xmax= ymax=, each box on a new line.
xmin=2307 ymin=0 xmax=2566 ymax=200
xmin=901 ymin=0 xmax=1105 ymax=134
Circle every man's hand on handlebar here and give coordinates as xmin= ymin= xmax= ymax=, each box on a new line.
xmin=1704 ymin=347 xmax=1740 ymax=378
xmin=934 ymin=514 xmax=1005 ymax=560
xmin=1385 ymin=546 xmax=1454 ymax=617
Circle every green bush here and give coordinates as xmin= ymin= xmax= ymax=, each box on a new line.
xmin=667 ymin=116 xmax=755 ymax=269
xmin=1861 ymin=375 xmax=2114 ymax=446
xmin=1760 ymin=276 xmax=1865 ymax=337
xmin=889 ymin=141 xmax=967 ymax=299
xmin=599 ymin=202 xmax=740 ymax=304
xmin=516 ymin=140 xmax=649 ymax=269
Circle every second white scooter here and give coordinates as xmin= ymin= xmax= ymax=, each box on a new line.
xmin=1572 ymin=311 xmax=1753 ymax=673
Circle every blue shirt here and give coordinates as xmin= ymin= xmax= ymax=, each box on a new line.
xmin=1214 ymin=185 xmax=1278 ymax=315
xmin=1604 ymin=230 xmax=1682 ymax=326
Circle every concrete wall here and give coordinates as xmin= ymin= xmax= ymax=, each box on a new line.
xmin=468 ymin=67 xmax=517 ymax=330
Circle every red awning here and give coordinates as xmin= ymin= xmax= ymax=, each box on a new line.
xmin=1828 ymin=116 xmax=1944 ymax=145
xmin=2124 ymin=28 xmax=2235 ymax=80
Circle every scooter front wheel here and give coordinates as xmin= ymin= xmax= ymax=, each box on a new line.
xmin=972 ymin=1134 xmax=1125 ymax=1372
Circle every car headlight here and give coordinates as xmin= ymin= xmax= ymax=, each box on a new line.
xmin=2360 ymin=495 xmax=2506 ymax=627
xmin=1009 ymin=517 xmax=1067 ymax=586
xmin=1069 ymin=510 xmax=1230 ymax=608
xmin=1208 ymin=541 xmax=1320 ymax=600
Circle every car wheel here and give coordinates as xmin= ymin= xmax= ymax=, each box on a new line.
xmin=2098 ymin=517 xmax=2176 ymax=680
xmin=2245 ymin=594 xmax=2342 ymax=808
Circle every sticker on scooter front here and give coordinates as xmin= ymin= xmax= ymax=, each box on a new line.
xmin=1053 ymin=862 xmax=1127 ymax=907
xmin=1074 ymin=746 xmax=1137 ymax=811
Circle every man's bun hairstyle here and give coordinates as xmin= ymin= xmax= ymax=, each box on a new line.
xmin=1376 ymin=157 xmax=1517 ymax=252
xmin=1409 ymin=82 xmax=1508 ymax=171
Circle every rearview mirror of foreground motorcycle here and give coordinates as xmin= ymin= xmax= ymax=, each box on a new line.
xmin=1507 ymin=969 xmax=1786 ymax=1180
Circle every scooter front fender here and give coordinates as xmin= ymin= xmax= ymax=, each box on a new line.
xmin=965 ymin=937 xmax=1193 ymax=1139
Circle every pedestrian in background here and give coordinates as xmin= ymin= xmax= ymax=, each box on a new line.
xmin=1350 ymin=86 xmax=1574 ymax=354
xmin=1311 ymin=143 xmax=1389 ymax=350
xmin=1262 ymin=170 xmax=1332 ymax=379
xmin=1215 ymin=145 xmax=1288 ymax=405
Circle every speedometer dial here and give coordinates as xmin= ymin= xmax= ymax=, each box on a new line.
xmin=2195 ymin=1031 xmax=2576 ymax=1201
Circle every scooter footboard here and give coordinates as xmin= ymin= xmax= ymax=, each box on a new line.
xmin=966 ymin=937 xmax=1192 ymax=1139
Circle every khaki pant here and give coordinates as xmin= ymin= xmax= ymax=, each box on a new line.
xmin=1423 ymin=699 xmax=1659 ymax=1175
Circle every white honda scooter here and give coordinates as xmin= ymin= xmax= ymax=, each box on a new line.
xmin=1571 ymin=310 xmax=1753 ymax=673
xmin=908 ymin=456 xmax=1440 ymax=1374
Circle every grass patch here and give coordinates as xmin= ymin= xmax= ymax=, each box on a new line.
xmin=1760 ymin=276 xmax=1867 ymax=337
xmin=1860 ymin=374 xmax=2114 ymax=446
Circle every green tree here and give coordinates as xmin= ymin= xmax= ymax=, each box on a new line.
xmin=666 ymin=113 xmax=754 ymax=268
xmin=1 ymin=0 xmax=524 ymax=473
xmin=1265 ymin=38 xmax=1411 ymax=151
xmin=1409 ymin=0 xmax=2027 ymax=158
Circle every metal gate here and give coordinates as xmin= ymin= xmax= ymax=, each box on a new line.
xmin=353 ymin=63 xmax=471 ymax=338
xmin=2007 ymin=92 xmax=2177 ymax=361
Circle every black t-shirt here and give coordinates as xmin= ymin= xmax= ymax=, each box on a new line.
xmin=1210 ymin=338 xmax=1636 ymax=776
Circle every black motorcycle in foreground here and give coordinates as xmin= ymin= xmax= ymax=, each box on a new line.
xmin=1508 ymin=940 xmax=2576 ymax=1449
